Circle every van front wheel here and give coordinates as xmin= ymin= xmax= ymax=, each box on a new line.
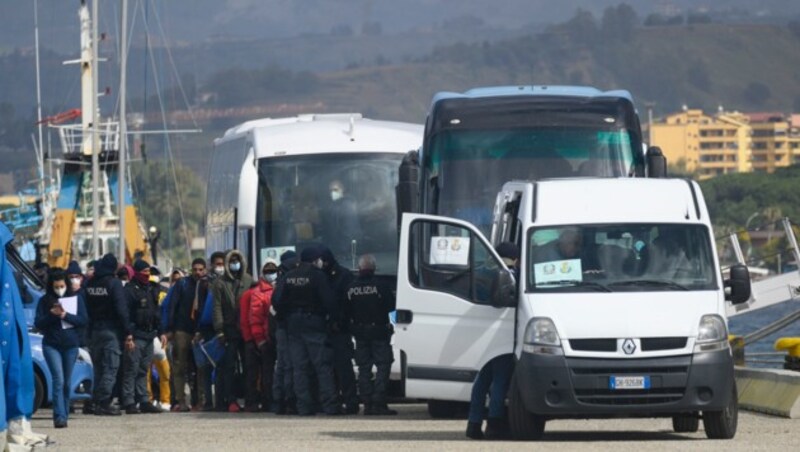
xmin=508 ymin=373 xmax=545 ymax=440
xmin=703 ymin=384 xmax=738 ymax=439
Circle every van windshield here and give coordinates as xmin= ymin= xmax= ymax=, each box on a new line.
xmin=527 ymin=224 xmax=718 ymax=292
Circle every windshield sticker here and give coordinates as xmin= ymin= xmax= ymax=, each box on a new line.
xmin=535 ymin=259 xmax=582 ymax=286
xmin=260 ymin=246 xmax=295 ymax=267
xmin=429 ymin=236 xmax=470 ymax=266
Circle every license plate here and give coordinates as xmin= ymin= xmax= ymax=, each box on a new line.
xmin=609 ymin=376 xmax=650 ymax=390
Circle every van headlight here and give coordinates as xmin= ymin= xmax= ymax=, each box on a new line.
xmin=693 ymin=315 xmax=729 ymax=353
xmin=522 ymin=317 xmax=563 ymax=355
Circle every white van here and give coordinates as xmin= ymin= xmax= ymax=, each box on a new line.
xmin=394 ymin=178 xmax=751 ymax=440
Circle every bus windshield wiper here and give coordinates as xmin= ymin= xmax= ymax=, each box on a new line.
xmin=537 ymin=280 xmax=612 ymax=292
xmin=609 ymin=279 xmax=689 ymax=291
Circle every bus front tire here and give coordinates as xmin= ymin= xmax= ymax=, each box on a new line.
xmin=508 ymin=373 xmax=545 ymax=440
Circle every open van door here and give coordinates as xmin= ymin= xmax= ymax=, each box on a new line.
xmin=395 ymin=213 xmax=516 ymax=403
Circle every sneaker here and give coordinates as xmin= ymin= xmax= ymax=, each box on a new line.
xmin=140 ymin=402 xmax=162 ymax=414
xmin=228 ymin=402 xmax=241 ymax=413
xmin=125 ymin=404 xmax=140 ymax=415
xmin=179 ymin=404 xmax=191 ymax=413
xmin=95 ymin=404 xmax=122 ymax=416
xmin=54 ymin=420 xmax=68 ymax=429
xmin=158 ymin=402 xmax=172 ymax=412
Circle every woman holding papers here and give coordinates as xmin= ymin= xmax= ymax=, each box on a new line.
xmin=34 ymin=268 xmax=89 ymax=428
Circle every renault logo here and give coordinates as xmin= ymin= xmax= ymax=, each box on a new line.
xmin=622 ymin=338 xmax=637 ymax=355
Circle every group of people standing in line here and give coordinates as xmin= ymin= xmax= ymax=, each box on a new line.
xmin=32 ymin=243 xmax=398 ymax=429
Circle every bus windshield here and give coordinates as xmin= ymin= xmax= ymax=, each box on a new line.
xmin=256 ymin=153 xmax=402 ymax=274
xmin=527 ymin=223 xmax=718 ymax=293
xmin=423 ymin=101 xmax=641 ymax=235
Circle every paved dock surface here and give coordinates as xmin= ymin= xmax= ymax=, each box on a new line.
xmin=32 ymin=404 xmax=797 ymax=451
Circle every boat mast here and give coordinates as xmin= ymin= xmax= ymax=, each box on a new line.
xmin=118 ymin=0 xmax=128 ymax=261
xmin=33 ymin=0 xmax=45 ymax=199
xmin=90 ymin=0 xmax=101 ymax=260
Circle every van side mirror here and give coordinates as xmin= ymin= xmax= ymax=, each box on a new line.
xmin=725 ymin=264 xmax=751 ymax=305
xmin=646 ymin=146 xmax=667 ymax=178
xmin=491 ymin=269 xmax=517 ymax=308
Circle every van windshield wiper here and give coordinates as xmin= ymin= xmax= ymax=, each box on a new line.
xmin=608 ymin=279 xmax=689 ymax=291
xmin=536 ymin=280 xmax=612 ymax=292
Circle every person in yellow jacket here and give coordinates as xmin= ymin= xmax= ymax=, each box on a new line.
xmin=147 ymin=272 xmax=172 ymax=411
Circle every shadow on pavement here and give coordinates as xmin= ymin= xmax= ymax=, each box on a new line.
xmin=325 ymin=429 xmax=698 ymax=442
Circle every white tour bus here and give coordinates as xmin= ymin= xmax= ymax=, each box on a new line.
xmin=206 ymin=113 xmax=423 ymax=275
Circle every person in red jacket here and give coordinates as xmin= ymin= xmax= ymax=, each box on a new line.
xmin=241 ymin=260 xmax=278 ymax=412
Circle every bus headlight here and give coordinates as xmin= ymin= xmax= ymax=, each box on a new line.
xmin=522 ymin=317 xmax=563 ymax=355
xmin=693 ymin=314 xmax=729 ymax=353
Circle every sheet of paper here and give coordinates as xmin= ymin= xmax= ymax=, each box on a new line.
xmin=429 ymin=236 xmax=470 ymax=266
xmin=59 ymin=295 xmax=78 ymax=329
xmin=534 ymin=258 xmax=583 ymax=286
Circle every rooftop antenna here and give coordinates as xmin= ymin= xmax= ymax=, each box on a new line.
xmin=348 ymin=115 xmax=356 ymax=142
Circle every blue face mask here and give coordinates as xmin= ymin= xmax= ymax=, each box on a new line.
xmin=230 ymin=262 xmax=241 ymax=272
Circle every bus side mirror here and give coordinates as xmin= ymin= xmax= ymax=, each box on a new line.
xmin=491 ymin=269 xmax=517 ymax=308
xmin=646 ymin=146 xmax=667 ymax=178
xmin=725 ymin=264 xmax=751 ymax=305
xmin=396 ymin=150 xmax=420 ymax=229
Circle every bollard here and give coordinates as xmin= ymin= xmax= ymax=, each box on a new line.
xmin=730 ymin=335 xmax=746 ymax=366
xmin=774 ymin=337 xmax=800 ymax=372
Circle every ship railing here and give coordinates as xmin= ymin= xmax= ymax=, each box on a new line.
xmin=54 ymin=121 xmax=120 ymax=155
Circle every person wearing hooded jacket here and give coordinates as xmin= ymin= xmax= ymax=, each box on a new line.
xmin=34 ymin=268 xmax=89 ymax=428
xmin=320 ymin=247 xmax=359 ymax=414
xmin=84 ymin=253 xmax=131 ymax=416
xmin=272 ymin=246 xmax=340 ymax=416
xmin=121 ymin=260 xmax=164 ymax=414
xmin=211 ymin=249 xmax=253 ymax=412
xmin=242 ymin=260 xmax=278 ymax=412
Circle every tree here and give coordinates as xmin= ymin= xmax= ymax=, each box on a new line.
xmin=601 ymin=3 xmax=638 ymax=41
xmin=130 ymin=161 xmax=206 ymax=267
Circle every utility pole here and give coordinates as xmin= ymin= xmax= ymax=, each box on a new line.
xmin=118 ymin=0 xmax=128 ymax=261
xmin=33 ymin=0 xmax=45 ymax=198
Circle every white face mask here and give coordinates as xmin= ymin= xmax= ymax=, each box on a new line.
xmin=313 ymin=258 xmax=324 ymax=269
xmin=264 ymin=273 xmax=277 ymax=284
xmin=330 ymin=190 xmax=343 ymax=201
xmin=214 ymin=266 xmax=225 ymax=276
xmin=230 ymin=262 xmax=241 ymax=272
xmin=55 ymin=287 xmax=67 ymax=297
xmin=121 ymin=280 xmax=128 ymax=287
xmin=70 ymin=277 xmax=82 ymax=288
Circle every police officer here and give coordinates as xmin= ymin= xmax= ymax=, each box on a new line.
xmin=272 ymin=250 xmax=298 ymax=414
xmin=121 ymin=260 xmax=164 ymax=414
xmin=320 ymin=247 xmax=359 ymax=414
xmin=272 ymin=246 xmax=340 ymax=416
xmin=346 ymin=254 xmax=397 ymax=415
xmin=84 ymin=253 xmax=130 ymax=416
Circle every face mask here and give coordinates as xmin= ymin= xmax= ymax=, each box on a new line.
xmin=121 ymin=280 xmax=128 ymax=287
xmin=55 ymin=287 xmax=67 ymax=297
xmin=230 ymin=262 xmax=241 ymax=272
xmin=330 ymin=190 xmax=343 ymax=201
xmin=313 ymin=258 xmax=324 ymax=270
xmin=135 ymin=273 xmax=150 ymax=285
xmin=70 ymin=277 xmax=82 ymax=288
xmin=214 ymin=266 xmax=225 ymax=276
xmin=263 ymin=273 xmax=277 ymax=284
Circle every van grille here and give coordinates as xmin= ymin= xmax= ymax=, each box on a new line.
xmin=641 ymin=337 xmax=687 ymax=351
xmin=567 ymin=356 xmax=691 ymax=406
xmin=569 ymin=339 xmax=616 ymax=352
